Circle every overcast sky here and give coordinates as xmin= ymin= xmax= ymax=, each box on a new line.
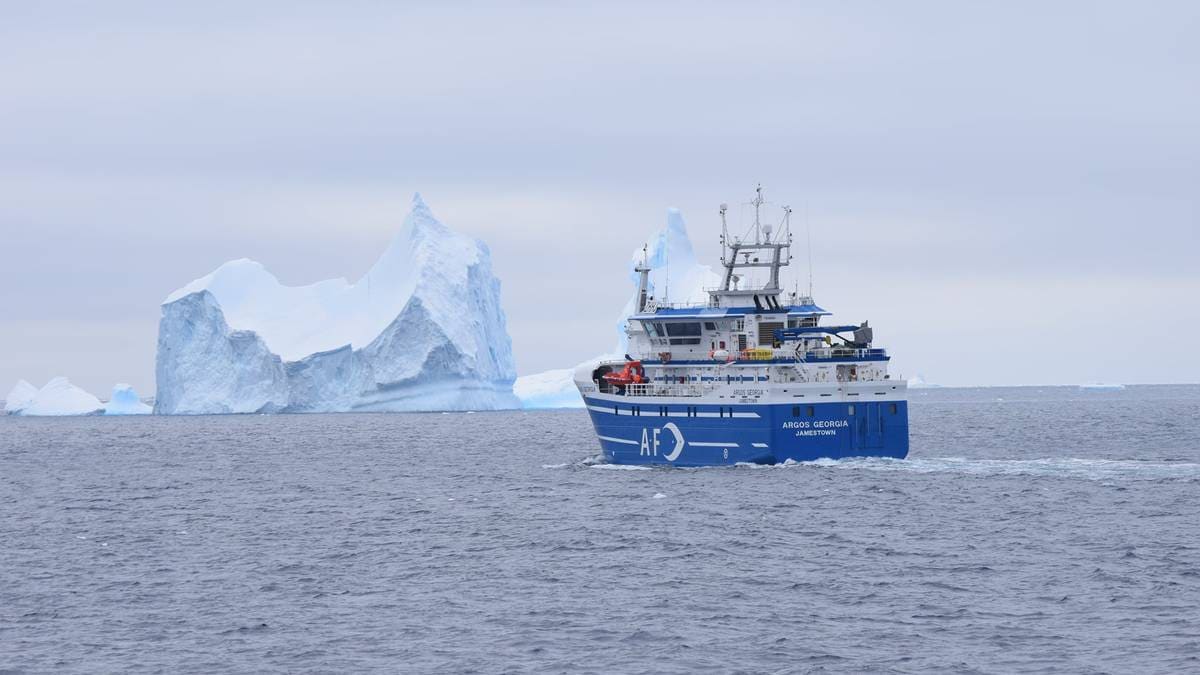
xmin=1 ymin=1 xmax=1197 ymax=396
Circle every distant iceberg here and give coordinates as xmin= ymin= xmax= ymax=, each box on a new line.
xmin=907 ymin=375 xmax=941 ymax=389
xmin=103 ymin=384 xmax=153 ymax=415
xmin=1078 ymin=383 xmax=1126 ymax=391
xmin=155 ymin=194 xmax=519 ymax=414
xmin=5 ymin=377 xmax=103 ymax=416
xmin=514 ymin=208 xmax=719 ymax=408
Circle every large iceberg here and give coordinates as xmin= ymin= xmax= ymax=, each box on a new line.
xmin=155 ymin=194 xmax=519 ymax=414
xmin=514 ymin=208 xmax=720 ymax=408
xmin=5 ymin=377 xmax=104 ymax=416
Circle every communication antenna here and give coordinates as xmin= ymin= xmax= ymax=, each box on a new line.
xmin=805 ymin=201 xmax=814 ymax=299
xmin=752 ymin=183 xmax=764 ymax=244
xmin=663 ymin=229 xmax=670 ymax=305
xmin=719 ymin=203 xmax=729 ymax=264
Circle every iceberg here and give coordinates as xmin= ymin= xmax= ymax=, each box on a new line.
xmin=906 ymin=375 xmax=941 ymax=389
xmin=614 ymin=208 xmax=721 ymax=349
xmin=6 ymin=377 xmax=104 ymax=416
xmin=4 ymin=379 xmax=38 ymax=414
xmin=512 ymin=367 xmax=579 ymax=409
xmin=1078 ymin=383 xmax=1125 ymax=391
xmin=514 ymin=208 xmax=719 ymax=408
xmin=103 ymin=383 xmax=154 ymax=415
xmin=155 ymin=194 xmax=519 ymax=414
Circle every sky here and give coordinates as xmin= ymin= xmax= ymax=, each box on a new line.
xmin=1 ymin=1 xmax=1198 ymax=396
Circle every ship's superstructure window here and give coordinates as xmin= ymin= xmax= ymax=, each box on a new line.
xmin=848 ymin=404 xmax=856 ymax=415
xmin=704 ymin=322 xmax=718 ymax=331
xmin=889 ymin=403 xmax=898 ymax=414
xmin=665 ymin=322 xmax=702 ymax=345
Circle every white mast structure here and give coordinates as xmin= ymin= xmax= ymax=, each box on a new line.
xmin=713 ymin=185 xmax=792 ymax=310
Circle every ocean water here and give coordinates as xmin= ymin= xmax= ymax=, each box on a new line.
xmin=2 ymin=385 xmax=1198 ymax=673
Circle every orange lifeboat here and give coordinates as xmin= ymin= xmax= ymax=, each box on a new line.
xmin=603 ymin=361 xmax=646 ymax=389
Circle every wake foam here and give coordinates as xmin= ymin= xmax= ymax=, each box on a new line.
xmin=559 ymin=454 xmax=1199 ymax=480
xmin=775 ymin=456 xmax=1200 ymax=481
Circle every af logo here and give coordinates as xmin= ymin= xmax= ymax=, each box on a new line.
xmin=640 ymin=422 xmax=685 ymax=461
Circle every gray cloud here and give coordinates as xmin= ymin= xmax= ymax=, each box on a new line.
xmin=1 ymin=1 xmax=1197 ymax=394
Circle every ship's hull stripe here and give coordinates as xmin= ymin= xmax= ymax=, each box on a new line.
xmin=586 ymin=403 xmax=761 ymax=419
xmin=597 ymin=435 xmax=639 ymax=445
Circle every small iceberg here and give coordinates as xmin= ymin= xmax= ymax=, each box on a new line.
xmin=5 ymin=377 xmax=104 ymax=416
xmin=906 ymin=374 xmax=941 ymax=389
xmin=1079 ymin=383 xmax=1125 ymax=391
xmin=103 ymin=384 xmax=153 ymax=415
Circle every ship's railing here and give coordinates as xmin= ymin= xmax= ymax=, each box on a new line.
xmin=730 ymin=347 xmax=888 ymax=362
xmin=795 ymin=347 xmax=888 ymax=361
xmin=642 ymin=298 xmax=720 ymax=311
xmin=623 ymin=382 xmax=715 ymax=398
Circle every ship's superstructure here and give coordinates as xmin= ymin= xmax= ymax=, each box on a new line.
xmin=575 ymin=187 xmax=909 ymax=466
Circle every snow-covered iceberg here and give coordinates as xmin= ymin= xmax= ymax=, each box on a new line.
xmin=514 ymin=208 xmax=719 ymax=408
xmin=5 ymin=377 xmax=104 ymax=416
xmin=514 ymin=364 xmax=602 ymax=410
xmin=613 ymin=208 xmax=721 ymax=349
xmin=4 ymin=380 xmax=38 ymax=414
xmin=103 ymin=384 xmax=153 ymax=415
xmin=155 ymin=194 xmax=519 ymax=414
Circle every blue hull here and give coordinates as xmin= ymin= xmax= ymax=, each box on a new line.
xmin=584 ymin=398 xmax=909 ymax=466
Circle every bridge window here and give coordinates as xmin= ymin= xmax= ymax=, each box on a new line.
xmin=704 ymin=322 xmax=718 ymax=331
xmin=665 ymin=322 xmax=701 ymax=346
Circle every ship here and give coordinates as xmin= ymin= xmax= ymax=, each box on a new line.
xmin=574 ymin=187 xmax=909 ymax=466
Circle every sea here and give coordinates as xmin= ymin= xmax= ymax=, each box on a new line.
xmin=2 ymin=385 xmax=1198 ymax=674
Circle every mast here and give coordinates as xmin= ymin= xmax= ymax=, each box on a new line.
xmin=752 ymin=183 xmax=764 ymax=244
xmin=710 ymin=185 xmax=793 ymax=308
xmin=634 ymin=245 xmax=651 ymax=312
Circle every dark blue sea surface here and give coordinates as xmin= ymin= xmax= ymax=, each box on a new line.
xmin=2 ymin=385 xmax=1199 ymax=673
